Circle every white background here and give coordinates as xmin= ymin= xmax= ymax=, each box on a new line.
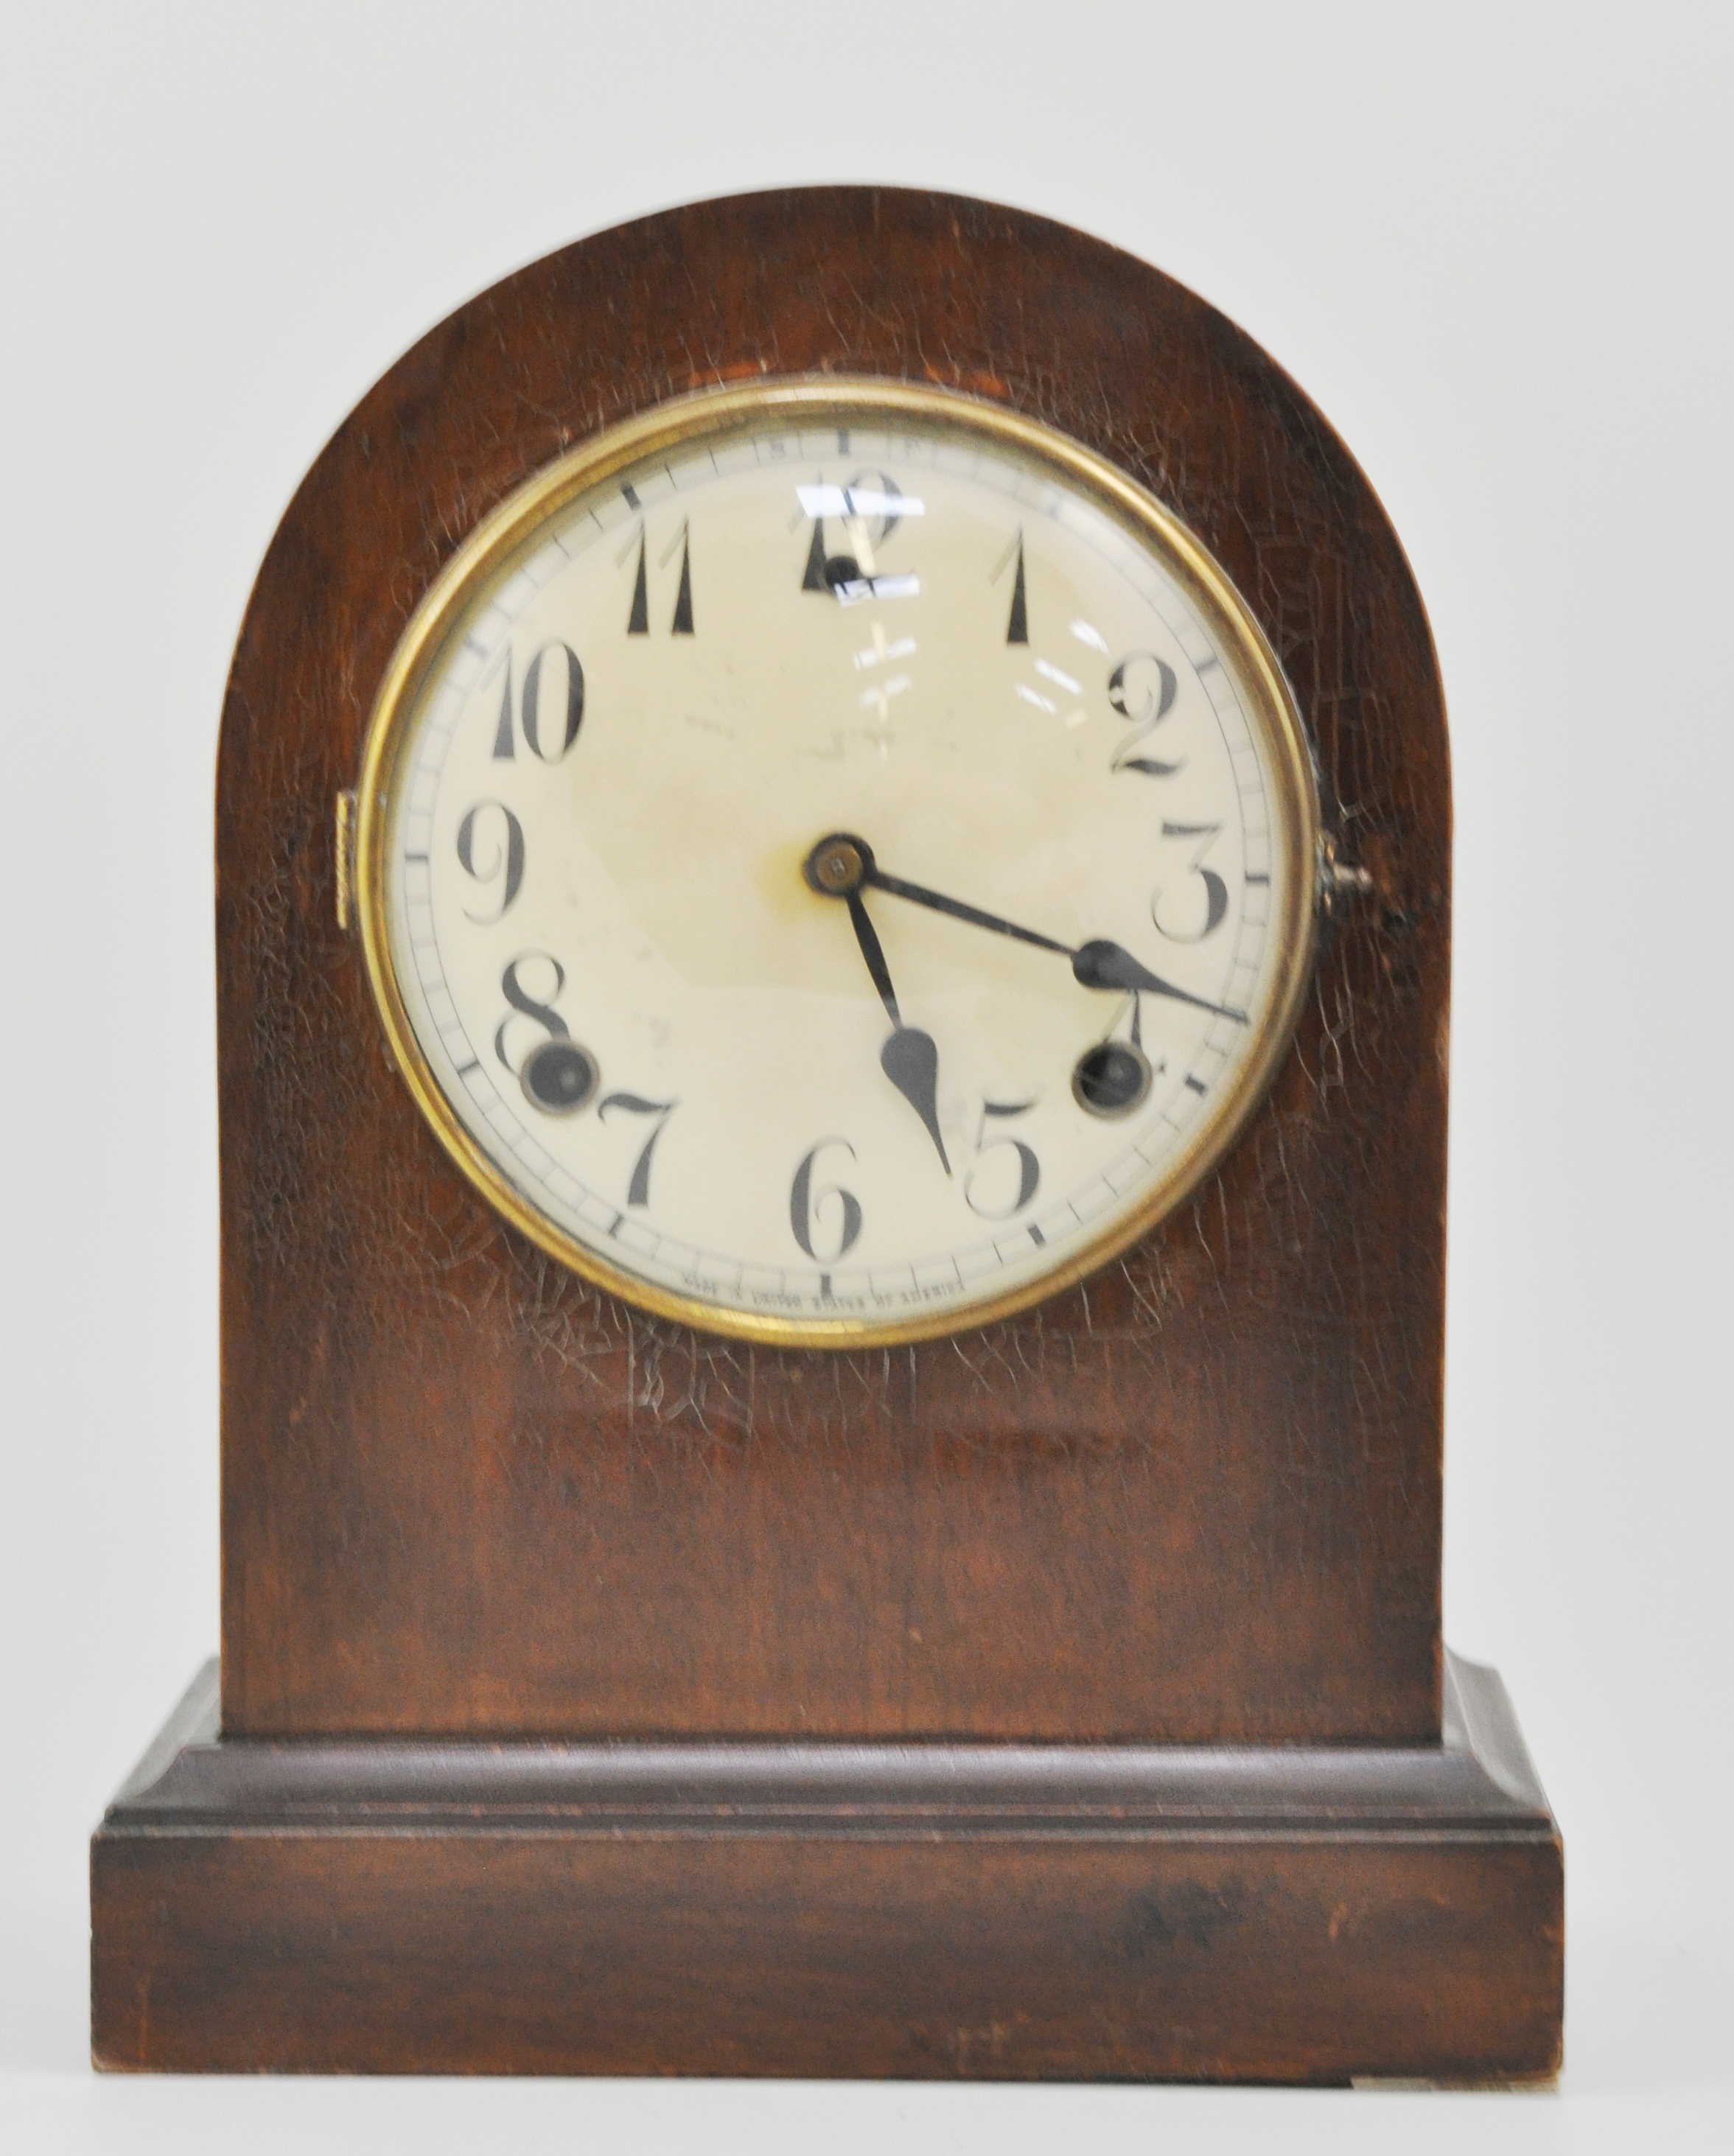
xmin=1 ymin=2 xmax=1729 ymax=2148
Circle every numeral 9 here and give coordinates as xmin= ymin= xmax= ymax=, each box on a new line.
xmin=455 ymin=800 xmax=525 ymax=922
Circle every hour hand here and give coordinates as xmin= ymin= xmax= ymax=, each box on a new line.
xmin=822 ymin=869 xmax=950 ymax=1175
xmin=879 ymin=1021 xmax=949 ymax=1175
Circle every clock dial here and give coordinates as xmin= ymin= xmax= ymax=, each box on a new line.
xmin=355 ymin=382 xmax=1319 ymax=1344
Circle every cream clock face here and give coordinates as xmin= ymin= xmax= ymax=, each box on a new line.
xmin=356 ymin=382 xmax=1318 ymax=1345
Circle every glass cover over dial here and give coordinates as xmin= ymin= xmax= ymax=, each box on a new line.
xmin=355 ymin=382 xmax=1319 ymax=1345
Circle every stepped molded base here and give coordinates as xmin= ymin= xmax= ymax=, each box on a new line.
xmin=91 ymin=1652 xmax=1562 ymax=2081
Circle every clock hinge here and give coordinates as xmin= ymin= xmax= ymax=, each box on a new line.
xmin=1318 ymin=831 xmax=1374 ymax=918
xmin=334 ymin=789 xmax=358 ymax=933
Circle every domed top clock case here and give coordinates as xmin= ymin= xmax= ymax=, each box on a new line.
xmin=217 ymin=192 xmax=1450 ymax=1750
xmin=93 ymin=188 xmax=1560 ymax=2085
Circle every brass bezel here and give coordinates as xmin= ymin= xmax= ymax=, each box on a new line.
xmin=354 ymin=377 xmax=1321 ymax=1348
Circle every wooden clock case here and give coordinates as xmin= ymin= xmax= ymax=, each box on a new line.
xmin=90 ymin=186 xmax=1562 ymax=2081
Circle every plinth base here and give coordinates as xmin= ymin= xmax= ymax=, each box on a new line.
xmin=91 ymin=1653 xmax=1562 ymax=2081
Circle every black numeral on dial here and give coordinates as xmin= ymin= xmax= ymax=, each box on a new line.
xmin=486 ymin=642 xmax=584 ymax=762
xmin=496 ymin=953 xmax=597 ymax=1113
xmin=1108 ymin=651 xmax=1182 ymax=778
xmin=965 ymin=1099 xmax=1040 ymax=1219
xmin=992 ymin=529 xmax=1029 ymax=645
xmin=454 ymin=800 xmax=525 ymax=922
xmin=598 ymin=1093 xmax=677 ymax=1207
xmin=495 ymin=953 xmax=569 ymax=1071
xmin=626 ymin=520 xmax=695 ymax=636
xmin=1152 ymin=822 xmax=1229 ymax=942
xmin=791 ymin=1140 xmax=864 ymax=1261
xmin=800 ymin=473 xmax=907 ymax=597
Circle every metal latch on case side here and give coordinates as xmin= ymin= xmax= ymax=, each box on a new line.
xmin=1318 ymin=831 xmax=1374 ymax=919
xmin=335 ymin=789 xmax=358 ymax=933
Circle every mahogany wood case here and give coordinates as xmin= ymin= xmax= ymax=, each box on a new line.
xmin=90 ymin=187 xmax=1562 ymax=2081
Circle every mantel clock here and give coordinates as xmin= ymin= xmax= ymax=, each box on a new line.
xmin=91 ymin=188 xmax=1563 ymax=2084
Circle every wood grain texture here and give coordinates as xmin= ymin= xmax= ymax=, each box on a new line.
xmin=215 ymin=187 xmax=1451 ymax=1741
xmin=91 ymin=1659 xmax=1562 ymax=2081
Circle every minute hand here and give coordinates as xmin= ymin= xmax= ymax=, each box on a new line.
xmin=863 ymin=867 xmax=1247 ymax=1024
